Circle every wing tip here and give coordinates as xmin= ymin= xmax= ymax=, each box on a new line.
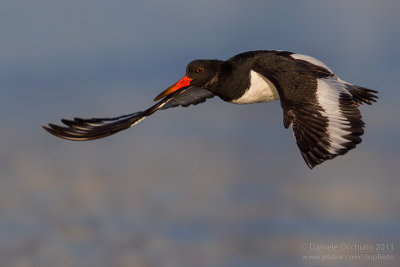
xmin=347 ymin=85 xmax=379 ymax=105
xmin=42 ymin=110 xmax=148 ymax=141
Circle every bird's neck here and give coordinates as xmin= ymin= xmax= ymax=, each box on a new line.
xmin=208 ymin=63 xmax=252 ymax=102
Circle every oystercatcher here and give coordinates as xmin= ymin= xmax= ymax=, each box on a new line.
xmin=44 ymin=50 xmax=378 ymax=168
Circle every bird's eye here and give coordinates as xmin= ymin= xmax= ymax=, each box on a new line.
xmin=195 ymin=66 xmax=205 ymax=73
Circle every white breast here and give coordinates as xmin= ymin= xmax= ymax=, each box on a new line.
xmin=232 ymin=70 xmax=279 ymax=104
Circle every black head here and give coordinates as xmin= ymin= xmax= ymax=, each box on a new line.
xmin=185 ymin=59 xmax=223 ymax=88
xmin=154 ymin=59 xmax=223 ymax=101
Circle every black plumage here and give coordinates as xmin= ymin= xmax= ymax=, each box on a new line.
xmin=44 ymin=50 xmax=378 ymax=168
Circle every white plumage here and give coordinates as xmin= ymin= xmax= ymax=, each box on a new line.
xmin=232 ymin=70 xmax=279 ymax=104
xmin=316 ymin=77 xmax=353 ymax=154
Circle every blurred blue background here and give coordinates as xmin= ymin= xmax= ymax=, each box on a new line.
xmin=1 ymin=0 xmax=399 ymax=266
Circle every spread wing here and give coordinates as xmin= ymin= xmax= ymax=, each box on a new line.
xmin=282 ymin=76 xmax=377 ymax=169
xmin=252 ymin=51 xmax=378 ymax=168
xmin=43 ymin=86 xmax=214 ymax=141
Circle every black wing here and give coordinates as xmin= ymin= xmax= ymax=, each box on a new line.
xmin=160 ymin=86 xmax=214 ymax=109
xmin=252 ymin=51 xmax=378 ymax=168
xmin=43 ymin=86 xmax=214 ymax=141
xmin=282 ymin=77 xmax=377 ymax=169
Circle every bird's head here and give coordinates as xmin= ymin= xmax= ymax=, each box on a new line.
xmin=154 ymin=59 xmax=223 ymax=101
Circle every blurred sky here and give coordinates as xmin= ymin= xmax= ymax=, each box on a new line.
xmin=1 ymin=1 xmax=400 ymax=267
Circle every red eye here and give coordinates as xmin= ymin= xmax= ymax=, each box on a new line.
xmin=195 ymin=66 xmax=205 ymax=73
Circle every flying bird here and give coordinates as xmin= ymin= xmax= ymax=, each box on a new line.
xmin=43 ymin=50 xmax=378 ymax=168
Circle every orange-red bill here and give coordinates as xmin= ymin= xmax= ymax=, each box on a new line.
xmin=154 ymin=75 xmax=193 ymax=101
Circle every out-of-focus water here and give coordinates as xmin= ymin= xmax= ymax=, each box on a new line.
xmin=1 ymin=1 xmax=399 ymax=266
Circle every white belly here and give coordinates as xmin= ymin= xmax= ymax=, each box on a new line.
xmin=232 ymin=70 xmax=280 ymax=104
